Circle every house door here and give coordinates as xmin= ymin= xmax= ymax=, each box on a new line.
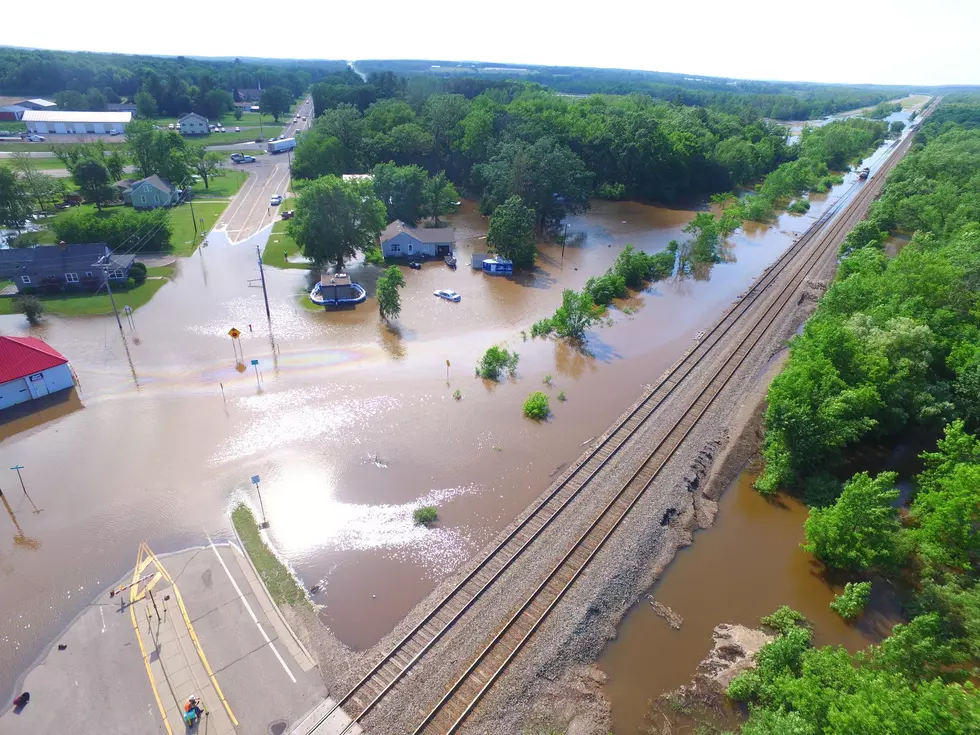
xmin=407 ymin=242 xmax=413 ymax=254
xmin=28 ymin=373 xmax=49 ymax=399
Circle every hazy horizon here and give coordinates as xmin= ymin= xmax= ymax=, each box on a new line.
xmin=2 ymin=0 xmax=978 ymax=87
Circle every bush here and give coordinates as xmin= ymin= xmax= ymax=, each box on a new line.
xmin=413 ymin=506 xmax=438 ymax=526
xmin=787 ymin=198 xmax=811 ymax=214
xmin=523 ymin=391 xmax=550 ymax=419
xmin=14 ymin=294 xmax=43 ymax=324
xmin=52 ymin=207 xmax=172 ymax=252
xmin=477 ymin=345 xmax=519 ymax=380
xmin=760 ymin=605 xmax=810 ymax=635
xmin=583 ymin=272 xmax=627 ymax=305
xmin=557 ymin=391 xmax=566 ymax=401
xmin=596 ymin=182 xmax=626 ymax=200
xmin=130 ymin=261 xmax=147 ymax=285
xmin=363 ymin=245 xmax=385 ymax=265
xmin=530 ymin=318 xmax=553 ymax=338
xmin=453 ymin=389 xmax=461 ymax=400
xmin=830 ymin=581 xmax=872 ymax=620
xmin=613 ymin=244 xmax=675 ymax=288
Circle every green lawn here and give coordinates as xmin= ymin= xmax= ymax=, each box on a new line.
xmin=0 ymin=121 xmax=27 ymax=133
xmin=146 ymin=265 xmax=176 ymax=278
xmin=3 ymin=156 xmax=70 ymax=171
xmin=192 ymin=170 xmax=247 ymax=199
xmin=231 ymin=504 xmax=308 ymax=607
xmin=169 ymin=200 xmax=228 ymax=256
xmin=0 ymin=278 xmax=168 ymax=317
xmin=263 ymin=219 xmax=310 ymax=270
xmin=298 ymin=291 xmax=323 ymax=312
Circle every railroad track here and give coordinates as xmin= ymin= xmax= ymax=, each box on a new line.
xmin=311 ymin=100 xmax=935 ymax=735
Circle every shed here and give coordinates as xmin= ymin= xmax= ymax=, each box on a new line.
xmin=22 ymin=110 xmax=132 ymax=135
xmin=0 ymin=336 xmax=74 ymax=410
xmin=482 ymin=257 xmax=513 ymax=275
xmin=179 ymin=112 xmax=209 ymax=136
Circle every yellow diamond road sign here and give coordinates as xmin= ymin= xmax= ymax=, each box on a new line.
xmin=228 ymin=328 xmax=241 ymax=339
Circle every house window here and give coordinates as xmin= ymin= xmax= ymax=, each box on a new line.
xmin=85 ymin=271 xmax=93 ymax=277
xmin=65 ymin=272 xmax=79 ymax=283
xmin=108 ymin=269 xmax=125 ymax=279
xmin=20 ymin=275 xmax=31 ymax=284
xmin=389 ymin=243 xmax=401 ymax=253
xmin=140 ymin=195 xmax=146 ymax=204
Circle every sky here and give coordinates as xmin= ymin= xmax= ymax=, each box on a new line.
xmin=4 ymin=0 xmax=979 ymax=87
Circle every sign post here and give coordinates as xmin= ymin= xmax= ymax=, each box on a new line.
xmin=446 ymin=359 xmax=450 ymax=383
xmin=228 ymin=327 xmax=241 ymax=362
xmin=10 ymin=465 xmax=40 ymax=515
xmin=251 ymin=359 xmax=260 ymax=388
xmin=250 ymin=475 xmax=269 ymax=529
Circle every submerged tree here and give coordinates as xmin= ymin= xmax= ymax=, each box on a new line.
xmin=376 ymin=266 xmax=406 ymax=322
xmin=487 ymin=195 xmax=536 ymax=268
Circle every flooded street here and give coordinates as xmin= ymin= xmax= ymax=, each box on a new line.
xmin=0 ymin=139 xmax=884 ymax=701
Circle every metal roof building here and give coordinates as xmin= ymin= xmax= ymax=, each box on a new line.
xmin=22 ymin=110 xmax=133 ymax=135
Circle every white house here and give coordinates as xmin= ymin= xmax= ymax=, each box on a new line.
xmin=0 ymin=336 xmax=74 ymax=410
xmin=22 ymin=110 xmax=132 ymax=134
xmin=380 ymin=220 xmax=456 ymax=259
xmin=178 ymin=112 xmax=209 ymax=136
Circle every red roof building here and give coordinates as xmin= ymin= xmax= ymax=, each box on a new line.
xmin=0 ymin=337 xmax=73 ymax=409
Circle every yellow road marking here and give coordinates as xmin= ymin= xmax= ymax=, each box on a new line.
xmin=131 ymin=571 xmax=163 ymax=603
xmin=129 ymin=545 xmax=173 ymax=735
xmin=143 ymin=545 xmax=239 ymax=727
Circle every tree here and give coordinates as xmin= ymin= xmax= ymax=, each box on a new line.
xmin=292 ymin=129 xmax=345 ymax=180
xmin=85 ymin=87 xmax=107 ymax=112
xmin=0 ymin=166 xmax=32 ymax=230
xmin=477 ymin=346 xmax=519 ymax=380
xmin=286 ymin=175 xmax=386 ymax=271
xmin=682 ymin=212 xmax=721 ymax=264
xmin=830 ymin=581 xmax=872 ymax=620
xmin=371 ymin=163 xmax=428 ymax=224
xmin=315 ymin=104 xmax=365 ymax=172
xmin=198 ymin=89 xmax=233 ymax=120
xmin=487 ymin=195 xmax=536 ymax=268
xmin=376 ymin=265 xmax=406 ymax=321
xmin=10 ymin=153 xmax=59 ymax=212
xmin=803 ymin=471 xmax=901 ymax=572
xmin=55 ymin=90 xmax=87 ymax=110
xmin=13 ymin=295 xmax=43 ymax=324
xmin=533 ymin=289 xmax=601 ymax=342
xmin=474 ymin=137 xmax=592 ymax=231
xmin=126 ymin=121 xmax=190 ymax=183
xmin=72 ymin=160 xmax=114 ymax=211
xmin=134 ymin=90 xmax=157 ymax=118
xmin=233 ymin=107 xmax=243 ymax=121
xmin=260 ymin=86 xmax=292 ymax=122
xmin=190 ymin=146 xmax=225 ymax=189
xmin=422 ymin=171 xmax=458 ymax=225
xmin=890 ymin=120 xmax=906 ymax=136
xmin=613 ymin=244 xmax=675 ymax=287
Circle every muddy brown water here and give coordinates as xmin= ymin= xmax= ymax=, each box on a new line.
xmin=599 ymin=466 xmax=904 ymax=734
xmin=0 ymin=141 xmax=893 ymax=702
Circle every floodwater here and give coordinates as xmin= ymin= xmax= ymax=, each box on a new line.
xmin=0 ymin=129 xmax=898 ymax=702
xmin=598 ymin=466 xmax=903 ymax=734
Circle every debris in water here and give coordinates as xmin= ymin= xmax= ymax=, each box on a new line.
xmin=366 ymin=453 xmax=387 ymax=468
xmin=647 ymin=595 xmax=684 ymax=630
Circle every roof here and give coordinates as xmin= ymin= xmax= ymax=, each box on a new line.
xmin=132 ymin=175 xmax=175 ymax=193
xmin=22 ymin=110 xmax=133 ymax=123
xmin=0 ymin=242 xmax=129 ymax=280
xmin=179 ymin=112 xmax=208 ymax=122
xmin=0 ymin=105 xmax=27 ymax=113
xmin=381 ymin=220 xmax=456 ymax=245
xmin=0 ymin=336 xmax=68 ymax=384
xmin=25 ymin=98 xmax=56 ymax=108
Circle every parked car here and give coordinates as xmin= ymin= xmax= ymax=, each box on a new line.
xmin=23 ymin=134 xmax=45 ymax=142
xmin=433 ymin=289 xmax=461 ymax=302
xmin=108 ymin=129 xmax=120 ymax=136
xmin=408 ymin=261 xmax=422 ymax=270
xmin=168 ymin=123 xmax=174 ymax=130
xmin=281 ymin=210 xmax=294 ymax=220
xmin=235 ymin=126 xmax=241 ymax=132
xmin=270 ymin=195 xmax=283 ymax=206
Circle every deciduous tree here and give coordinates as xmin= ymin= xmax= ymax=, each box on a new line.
xmin=0 ymin=166 xmax=31 ymax=230
xmin=292 ymin=129 xmax=345 ymax=181
xmin=190 ymin=146 xmax=225 ymax=189
xmin=371 ymin=163 xmax=428 ymax=224
xmin=422 ymin=171 xmax=458 ymax=225
xmin=376 ymin=265 xmax=406 ymax=322
xmin=72 ymin=160 xmax=114 ymax=211
xmin=487 ymin=195 xmax=536 ymax=268
xmin=259 ymin=86 xmax=292 ymax=123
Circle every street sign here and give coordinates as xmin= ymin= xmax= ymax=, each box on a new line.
xmin=250 ymin=359 xmax=259 ymax=366
xmin=251 ymin=475 xmax=260 ymax=485
xmin=123 ymin=305 xmax=132 ymax=314
xmin=446 ymin=360 xmax=450 ymax=367
xmin=228 ymin=328 xmax=241 ymax=339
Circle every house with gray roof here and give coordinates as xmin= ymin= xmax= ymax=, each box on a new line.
xmin=124 ymin=175 xmax=179 ymax=210
xmin=379 ymin=220 xmax=456 ymax=259
xmin=0 ymin=243 xmax=135 ymax=294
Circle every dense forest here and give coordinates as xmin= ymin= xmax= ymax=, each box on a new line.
xmin=732 ymin=98 xmax=980 ymax=732
xmin=356 ymin=59 xmax=914 ymax=121
xmin=0 ymin=47 xmax=345 ymax=116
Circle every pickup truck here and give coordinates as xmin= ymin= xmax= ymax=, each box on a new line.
xmin=230 ymin=153 xmax=257 ymax=164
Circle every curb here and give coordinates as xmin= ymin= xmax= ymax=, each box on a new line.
xmin=226 ymin=527 xmax=318 ymax=668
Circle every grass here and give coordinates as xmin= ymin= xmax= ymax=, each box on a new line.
xmin=145 ymin=265 xmax=176 ymax=278
xmin=297 ymin=291 xmax=322 ymax=312
xmin=0 ymin=121 xmax=27 ymax=133
xmin=4 ymin=156 xmax=71 ymax=171
xmin=0 ymin=278 xmax=168 ymax=316
xmin=413 ymin=506 xmax=439 ymax=526
xmin=264 ymin=219 xmax=310 ymax=270
xmin=191 ymin=171 xmax=248 ymax=199
xmin=900 ymin=94 xmax=930 ymax=110
xmin=169 ymin=200 xmax=228 ymax=256
xmin=231 ymin=504 xmax=307 ymax=607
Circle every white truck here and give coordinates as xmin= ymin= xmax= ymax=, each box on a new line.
xmin=267 ymin=137 xmax=296 ymax=154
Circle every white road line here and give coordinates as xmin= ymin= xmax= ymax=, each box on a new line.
xmin=207 ymin=537 xmax=297 ymax=684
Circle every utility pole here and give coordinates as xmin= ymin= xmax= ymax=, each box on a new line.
xmin=188 ymin=194 xmax=198 ymax=235
xmin=562 ymin=223 xmax=568 ymax=261
xmin=256 ymin=242 xmax=271 ymax=320
xmin=96 ymin=257 xmax=124 ymax=333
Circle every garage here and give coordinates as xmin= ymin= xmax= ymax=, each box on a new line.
xmin=21 ymin=110 xmax=132 ymax=136
xmin=0 ymin=336 xmax=74 ymax=411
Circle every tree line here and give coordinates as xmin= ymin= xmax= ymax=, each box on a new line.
xmin=733 ymin=99 xmax=980 ymax=732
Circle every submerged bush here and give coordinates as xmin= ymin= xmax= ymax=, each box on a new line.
xmin=523 ymin=391 xmax=550 ymax=419
xmin=830 ymin=581 xmax=872 ymax=620
xmin=477 ymin=345 xmax=519 ymax=380
xmin=413 ymin=506 xmax=438 ymax=526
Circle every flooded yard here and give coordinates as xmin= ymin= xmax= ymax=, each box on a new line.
xmin=0 ymin=148 xmax=878 ymax=700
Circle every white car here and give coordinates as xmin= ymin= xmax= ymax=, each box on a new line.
xmin=270 ymin=195 xmax=283 ymax=206
xmin=234 ymin=126 xmax=241 ymax=132
xmin=433 ymin=289 xmax=461 ymax=302
xmin=168 ymin=123 xmax=174 ymax=130
xmin=24 ymin=134 xmax=45 ymax=142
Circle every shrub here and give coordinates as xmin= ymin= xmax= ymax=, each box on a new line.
xmin=787 ymin=199 xmax=811 ymax=214
xmin=613 ymin=244 xmax=674 ymax=287
xmin=51 ymin=207 xmax=172 ymax=252
xmin=760 ymin=606 xmax=810 ymax=635
xmin=830 ymin=581 xmax=872 ymax=620
xmin=583 ymin=272 xmax=627 ymax=306
xmin=14 ymin=294 xmax=43 ymax=324
xmin=530 ymin=318 xmax=553 ymax=338
xmin=557 ymin=391 xmax=566 ymax=401
xmin=413 ymin=506 xmax=438 ymax=526
xmin=596 ymin=182 xmax=626 ymax=200
xmin=477 ymin=346 xmax=519 ymax=380
xmin=130 ymin=261 xmax=148 ymax=285
xmin=543 ymin=374 xmax=553 ymax=386
xmin=453 ymin=389 xmax=461 ymax=400
xmin=523 ymin=391 xmax=550 ymax=419
xmin=363 ymin=245 xmax=385 ymax=265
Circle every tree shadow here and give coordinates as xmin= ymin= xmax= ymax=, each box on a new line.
xmin=378 ymin=321 xmax=415 ymax=360
xmin=511 ymin=265 xmax=558 ymax=291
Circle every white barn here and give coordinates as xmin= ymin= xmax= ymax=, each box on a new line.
xmin=179 ymin=112 xmax=209 ymax=135
xmin=23 ymin=110 xmax=133 ymax=135
xmin=0 ymin=336 xmax=74 ymax=410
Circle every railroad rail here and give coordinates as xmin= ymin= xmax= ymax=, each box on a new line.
xmin=311 ymin=99 xmax=935 ymax=735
